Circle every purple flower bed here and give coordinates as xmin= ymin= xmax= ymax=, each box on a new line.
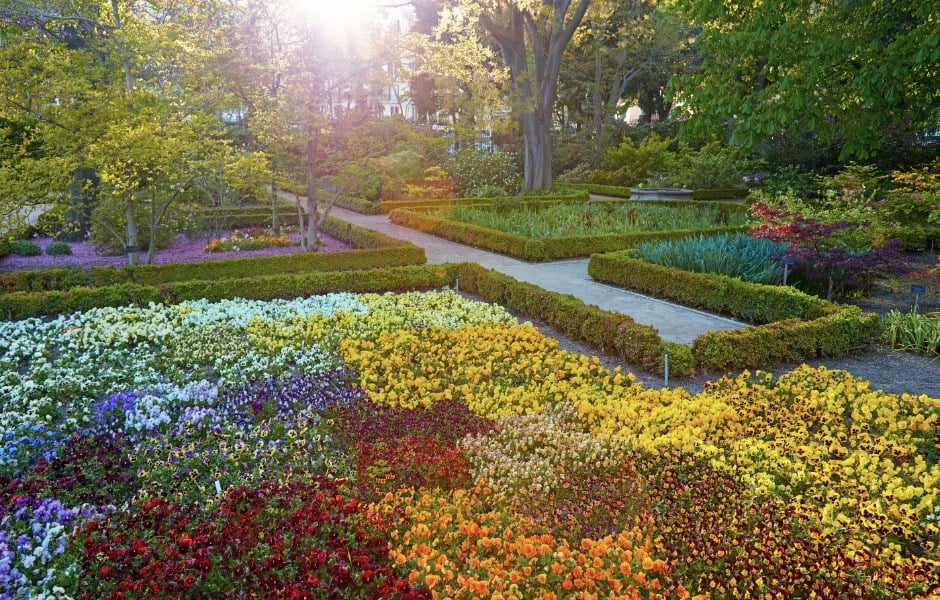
xmin=0 ymin=231 xmax=352 ymax=272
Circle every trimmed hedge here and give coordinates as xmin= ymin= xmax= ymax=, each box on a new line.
xmin=588 ymin=250 xmax=882 ymax=371
xmin=588 ymin=252 xmax=834 ymax=324
xmin=334 ymin=196 xmax=382 ymax=215
xmin=691 ymin=307 xmax=882 ymax=371
xmin=390 ymin=208 xmax=747 ymax=261
xmin=448 ymin=263 xmax=688 ymax=376
xmin=569 ymin=183 xmax=749 ymax=202
xmin=0 ymin=264 xmax=454 ymax=321
xmin=691 ymin=188 xmax=748 ymax=201
xmin=0 ymin=217 xmax=425 ymax=294
xmin=568 ymin=183 xmax=633 ymax=198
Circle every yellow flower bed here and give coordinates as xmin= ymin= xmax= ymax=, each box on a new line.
xmin=340 ymin=318 xmax=939 ymax=580
xmin=340 ymin=322 xmax=635 ymax=415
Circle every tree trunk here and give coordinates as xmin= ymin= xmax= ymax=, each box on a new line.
xmin=111 ymin=0 xmax=141 ymax=266
xmin=521 ymin=111 xmax=553 ymax=191
xmin=64 ymin=167 xmax=96 ymax=242
xmin=124 ymin=194 xmax=140 ymax=266
xmin=305 ymin=136 xmax=320 ymax=251
xmin=271 ymin=182 xmax=280 ymax=234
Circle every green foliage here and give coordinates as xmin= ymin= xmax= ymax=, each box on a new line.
xmin=676 ymin=142 xmax=753 ymax=189
xmin=45 ymin=241 xmax=73 ymax=256
xmin=9 ymin=239 xmax=41 ymax=256
xmin=470 ymin=185 xmax=510 ymax=198
xmin=441 ymin=201 xmax=752 ymax=238
xmin=752 ymin=163 xmax=940 ymax=251
xmin=0 ymin=237 xmax=9 ymax=259
xmin=632 ymin=233 xmax=787 ymax=285
xmin=884 ymin=310 xmax=940 ymax=356
xmin=589 ymin=133 xmax=678 ymax=186
xmin=673 ymin=0 xmax=940 ymax=162
xmin=589 ymin=135 xmax=754 ymax=190
xmin=445 ymin=150 xmax=523 ymax=196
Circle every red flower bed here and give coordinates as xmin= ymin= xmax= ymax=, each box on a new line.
xmin=76 ymin=478 xmax=429 ymax=599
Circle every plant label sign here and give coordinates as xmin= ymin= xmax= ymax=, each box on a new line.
xmin=780 ymin=256 xmax=795 ymax=265
xmin=911 ymin=285 xmax=926 ymax=295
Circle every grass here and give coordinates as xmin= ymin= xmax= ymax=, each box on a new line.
xmin=437 ymin=201 xmax=752 ymax=239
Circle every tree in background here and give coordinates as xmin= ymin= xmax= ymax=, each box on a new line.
xmin=672 ymin=0 xmax=940 ymax=163
xmin=0 ymin=0 xmax=264 ymax=264
xmin=432 ymin=0 xmax=591 ymax=191
xmin=555 ymin=1 xmax=696 ymax=167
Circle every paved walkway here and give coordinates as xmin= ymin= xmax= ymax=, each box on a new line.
xmin=328 ymin=205 xmax=746 ymax=345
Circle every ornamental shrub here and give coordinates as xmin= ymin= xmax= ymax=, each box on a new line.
xmin=9 ymin=239 xmax=41 ymax=256
xmin=632 ymin=233 xmax=787 ymax=285
xmin=45 ymin=240 xmax=73 ymax=256
xmin=0 ymin=237 xmax=9 ymax=258
xmin=445 ymin=150 xmax=522 ymax=196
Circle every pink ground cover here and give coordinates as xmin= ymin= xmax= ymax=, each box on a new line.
xmin=0 ymin=231 xmax=353 ymax=272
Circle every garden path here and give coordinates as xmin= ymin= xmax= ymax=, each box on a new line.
xmin=326 ymin=204 xmax=746 ymax=345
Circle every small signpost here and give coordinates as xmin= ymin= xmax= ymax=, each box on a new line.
xmin=911 ymin=284 xmax=926 ymax=313
xmin=781 ymin=256 xmax=795 ymax=286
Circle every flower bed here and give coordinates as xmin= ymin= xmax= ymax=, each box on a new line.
xmin=0 ymin=229 xmax=351 ymax=272
xmin=1 ymin=289 xmax=937 ymax=598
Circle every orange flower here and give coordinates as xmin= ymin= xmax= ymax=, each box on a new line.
xmin=425 ymin=574 xmax=440 ymax=589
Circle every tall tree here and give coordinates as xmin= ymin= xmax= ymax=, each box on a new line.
xmin=437 ymin=0 xmax=591 ymax=191
xmin=672 ymin=0 xmax=940 ymax=161
xmin=0 ymin=0 xmax=253 ymax=264
xmin=229 ymin=0 xmax=397 ymax=249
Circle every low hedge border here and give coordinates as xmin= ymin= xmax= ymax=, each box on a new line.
xmin=570 ymin=183 xmax=749 ymax=202
xmin=0 ymin=217 xmax=425 ymax=294
xmin=568 ymin=183 xmax=633 ymax=198
xmin=692 ymin=188 xmax=748 ymax=201
xmin=691 ymin=307 xmax=882 ymax=371
xmin=449 ymin=263 xmax=689 ymax=376
xmin=0 ymin=264 xmax=454 ymax=321
xmin=334 ymin=196 xmax=382 ymax=215
xmin=587 ymin=252 xmax=835 ymax=324
xmin=0 ymin=260 xmax=690 ymax=377
xmin=379 ymin=191 xmax=590 ymax=214
xmin=587 ymin=250 xmax=882 ymax=371
xmin=389 ymin=208 xmax=747 ymax=261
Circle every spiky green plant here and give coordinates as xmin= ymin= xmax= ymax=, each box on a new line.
xmin=884 ymin=310 xmax=940 ymax=356
xmin=631 ymin=233 xmax=788 ymax=285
